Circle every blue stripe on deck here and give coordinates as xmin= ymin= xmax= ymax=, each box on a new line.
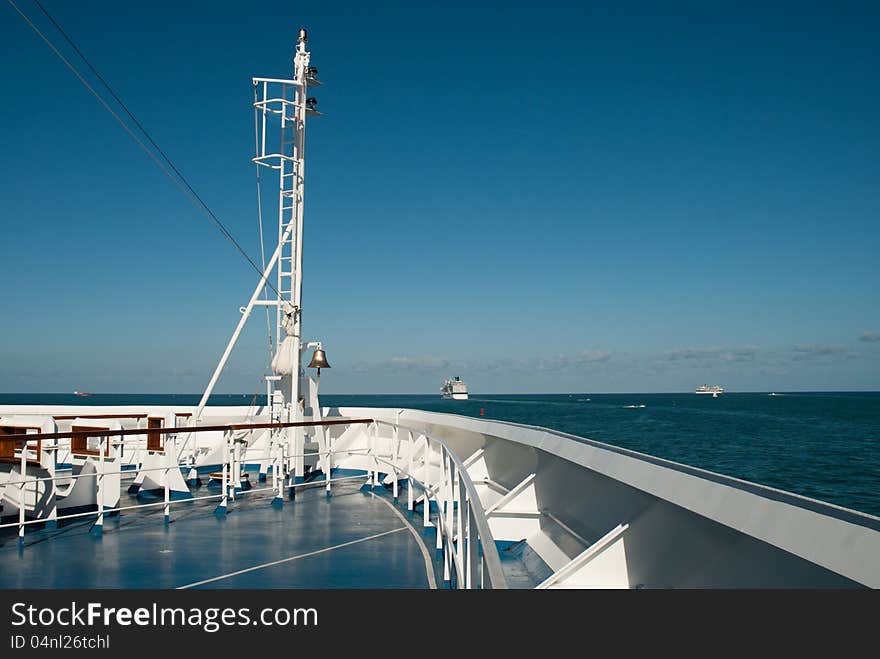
xmin=0 ymin=481 xmax=432 ymax=589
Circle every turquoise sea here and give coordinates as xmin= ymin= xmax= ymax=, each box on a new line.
xmin=2 ymin=391 xmax=878 ymax=517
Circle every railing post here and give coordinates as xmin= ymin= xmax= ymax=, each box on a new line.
xmin=392 ymin=423 xmax=399 ymax=501
xmin=446 ymin=454 xmax=455 ymax=532
xmin=324 ymin=425 xmax=333 ymax=497
xmin=441 ymin=447 xmax=452 ymax=586
xmin=231 ymin=431 xmax=239 ymax=502
xmin=422 ymin=435 xmax=431 ymax=530
xmin=467 ymin=502 xmax=477 ymax=589
xmin=94 ymin=434 xmax=105 ymax=536
xmin=372 ymin=421 xmax=379 ymax=488
xmin=285 ymin=440 xmax=293 ymax=498
xmin=294 ymin=424 xmax=305 ymax=485
xmin=136 ymin=422 xmax=146 ymax=490
xmin=445 ymin=451 xmax=454 ymax=587
xmin=261 ymin=425 xmax=270 ymax=483
xmin=46 ymin=440 xmax=58 ymax=530
xmin=365 ymin=422 xmax=373 ymax=488
xmin=270 ymin=430 xmax=276 ymax=493
xmin=457 ymin=472 xmax=465 ymax=589
xmin=18 ymin=437 xmax=26 ymax=543
xmin=272 ymin=429 xmax=283 ymax=508
xmin=285 ymin=425 xmax=294 ymax=499
xmin=268 ymin=430 xmax=274 ymax=490
xmin=190 ymin=417 xmax=198 ymax=470
xmin=215 ymin=430 xmax=229 ymax=516
xmin=437 ymin=445 xmax=445 ymax=555
xmin=232 ymin=433 xmax=242 ymax=501
xmin=279 ymin=434 xmax=285 ymax=498
xmin=407 ymin=430 xmax=414 ymax=514
xmin=164 ymin=433 xmax=172 ymax=524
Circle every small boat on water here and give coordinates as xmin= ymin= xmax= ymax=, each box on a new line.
xmin=695 ymin=384 xmax=724 ymax=397
xmin=72 ymin=391 xmax=93 ymax=397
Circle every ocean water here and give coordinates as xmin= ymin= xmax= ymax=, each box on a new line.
xmin=2 ymin=391 xmax=878 ymax=518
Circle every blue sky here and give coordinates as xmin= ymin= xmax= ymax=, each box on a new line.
xmin=1 ymin=1 xmax=878 ymax=394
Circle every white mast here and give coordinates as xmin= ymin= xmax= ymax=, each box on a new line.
xmin=275 ymin=28 xmax=310 ymax=418
xmin=273 ymin=28 xmax=312 ymax=484
xmin=186 ymin=30 xmax=320 ymax=484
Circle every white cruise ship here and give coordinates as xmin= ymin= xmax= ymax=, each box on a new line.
xmin=695 ymin=384 xmax=725 ymax=397
xmin=441 ymin=376 xmax=469 ymax=400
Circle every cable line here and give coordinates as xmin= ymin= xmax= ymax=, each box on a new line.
xmin=8 ymin=0 xmax=282 ymax=298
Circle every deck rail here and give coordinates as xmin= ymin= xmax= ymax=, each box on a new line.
xmin=368 ymin=419 xmax=506 ymax=589
xmin=0 ymin=415 xmax=504 ymax=589
xmin=0 ymin=419 xmax=373 ymax=540
xmin=0 ymin=417 xmax=374 ymax=443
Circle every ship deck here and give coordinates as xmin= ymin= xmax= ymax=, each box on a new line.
xmin=0 ymin=480 xmax=441 ymax=589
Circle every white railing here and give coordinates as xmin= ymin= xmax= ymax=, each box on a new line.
xmin=0 ymin=419 xmax=371 ymax=537
xmin=366 ymin=419 xmax=506 ymax=589
xmin=0 ymin=416 xmax=506 ymax=589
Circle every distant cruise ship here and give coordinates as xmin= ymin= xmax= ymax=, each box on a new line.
xmin=695 ymin=384 xmax=724 ymax=397
xmin=441 ymin=376 xmax=469 ymax=400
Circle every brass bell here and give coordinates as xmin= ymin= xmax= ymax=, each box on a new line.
xmin=307 ymin=348 xmax=331 ymax=374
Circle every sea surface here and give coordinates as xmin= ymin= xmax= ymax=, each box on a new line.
xmin=2 ymin=391 xmax=878 ymax=518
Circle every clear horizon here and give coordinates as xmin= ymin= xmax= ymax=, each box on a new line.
xmin=2 ymin=2 xmax=878 ymax=395
xmin=2 ymin=389 xmax=879 ymax=397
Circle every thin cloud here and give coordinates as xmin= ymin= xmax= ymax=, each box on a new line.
xmin=348 ymin=350 xmax=611 ymax=376
xmin=387 ymin=356 xmax=451 ymax=371
xmin=346 ymin=355 xmax=451 ymax=374
xmin=532 ymin=351 xmax=611 ymax=372
xmin=660 ymin=346 xmax=757 ymax=363
xmin=575 ymin=350 xmax=611 ymax=364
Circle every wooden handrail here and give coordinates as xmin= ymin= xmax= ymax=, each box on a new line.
xmin=0 ymin=417 xmax=374 ymax=443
